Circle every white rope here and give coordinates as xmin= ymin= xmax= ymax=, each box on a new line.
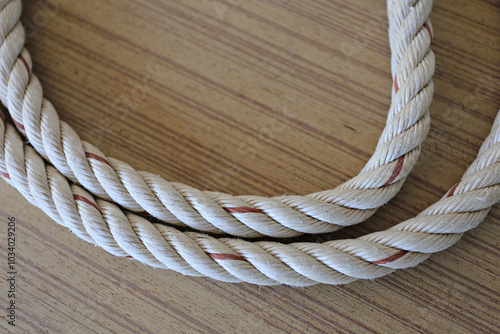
xmin=0 ymin=0 xmax=498 ymax=286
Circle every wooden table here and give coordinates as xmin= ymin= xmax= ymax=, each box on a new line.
xmin=1 ymin=1 xmax=499 ymax=333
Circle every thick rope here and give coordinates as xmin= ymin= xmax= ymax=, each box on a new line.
xmin=0 ymin=0 xmax=435 ymax=237
xmin=1 ymin=109 xmax=498 ymax=286
xmin=0 ymin=0 xmax=498 ymax=287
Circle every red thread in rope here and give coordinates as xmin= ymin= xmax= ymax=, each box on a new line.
xmin=394 ymin=75 xmax=399 ymax=93
xmin=18 ymin=54 xmax=31 ymax=77
xmin=73 ymin=194 xmax=100 ymax=212
xmin=371 ymin=250 xmax=407 ymax=264
xmin=0 ymin=171 xmax=10 ymax=179
xmin=85 ymin=152 xmax=113 ymax=168
xmin=12 ymin=118 xmax=25 ymax=131
xmin=383 ymin=156 xmax=405 ymax=186
xmin=447 ymin=181 xmax=461 ymax=198
xmin=224 ymin=207 xmax=263 ymax=214
xmin=424 ymin=23 xmax=433 ymax=42
xmin=208 ymin=253 xmax=246 ymax=261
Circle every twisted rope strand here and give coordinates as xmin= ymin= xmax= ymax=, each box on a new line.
xmin=1 ymin=109 xmax=498 ymax=286
xmin=0 ymin=0 xmax=434 ymax=237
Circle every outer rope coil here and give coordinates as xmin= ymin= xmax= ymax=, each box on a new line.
xmin=0 ymin=0 xmax=435 ymax=237
xmin=1 ymin=109 xmax=499 ymax=286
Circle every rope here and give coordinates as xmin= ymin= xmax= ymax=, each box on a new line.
xmin=1 ymin=109 xmax=499 ymax=286
xmin=0 ymin=0 xmax=435 ymax=237
xmin=0 ymin=0 xmax=498 ymax=286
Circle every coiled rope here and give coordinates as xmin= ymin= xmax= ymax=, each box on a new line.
xmin=1 ymin=110 xmax=499 ymax=286
xmin=0 ymin=0 xmax=435 ymax=237
xmin=0 ymin=0 xmax=498 ymax=286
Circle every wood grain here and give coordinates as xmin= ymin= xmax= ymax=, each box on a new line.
xmin=1 ymin=0 xmax=499 ymax=333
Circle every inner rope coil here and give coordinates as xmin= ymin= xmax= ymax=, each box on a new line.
xmin=0 ymin=0 xmax=434 ymax=237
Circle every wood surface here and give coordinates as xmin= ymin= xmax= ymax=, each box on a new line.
xmin=1 ymin=0 xmax=499 ymax=333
